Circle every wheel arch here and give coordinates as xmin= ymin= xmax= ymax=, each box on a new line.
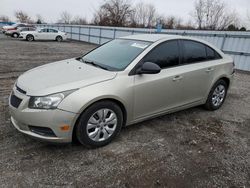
xmin=205 ymin=75 xmax=231 ymax=103
xmin=26 ymin=34 xmax=34 ymax=40
xmin=12 ymin=32 xmax=19 ymax=37
xmin=56 ymin=35 xmax=63 ymax=40
xmin=72 ymin=97 xmax=127 ymax=142
xmin=219 ymin=77 xmax=230 ymax=88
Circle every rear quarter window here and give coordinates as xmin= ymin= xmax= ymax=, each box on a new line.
xmin=182 ymin=40 xmax=207 ymax=64
xmin=181 ymin=40 xmax=222 ymax=64
xmin=206 ymin=46 xmax=222 ymax=60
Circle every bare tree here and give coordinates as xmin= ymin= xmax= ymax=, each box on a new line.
xmin=131 ymin=2 xmax=157 ymax=28
xmin=93 ymin=0 xmax=133 ymax=27
xmin=36 ymin=14 xmax=44 ymax=24
xmin=15 ymin=11 xmax=32 ymax=23
xmin=193 ymin=0 xmax=205 ymax=29
xmin=71 ymin=16 xmax=88 ymax=25
xmin=159 ymin=16 xmax=183 ymax=29
xmin=247 ymin=10 xmax=250 ymax=26
xmin=158 ymin=16 xmax=195 ymax=30
xmin=58 ymin=11 xmax=72 ymax=24
xmin=0 ymin=15 xmax=11 ymax=22
xmin=192 ymin=0 xmax=239 ymax=30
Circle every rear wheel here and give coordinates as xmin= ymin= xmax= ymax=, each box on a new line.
xmin=204 ymin=79 xmax=228 ymax=111
xmin=26 ymin=34 xmax=34 ymax=41
xmin=76 ymin=101 xmax=123 ymax=147
xmin=56 ymin=36 xmax=63 ymax=42
xmin=12 ymin=33 xmax=19 ymax=38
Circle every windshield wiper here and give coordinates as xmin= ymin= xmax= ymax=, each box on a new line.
xmin=82 ymin=59 xmax=108 ymax=70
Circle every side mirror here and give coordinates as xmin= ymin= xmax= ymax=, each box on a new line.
xmin=136 ymin=62 xmax=161 ymax=74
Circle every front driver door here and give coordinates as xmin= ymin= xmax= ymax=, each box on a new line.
xmin=133 ymin=40 xmax=184 ymax=120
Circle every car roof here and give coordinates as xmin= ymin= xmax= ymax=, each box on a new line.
xmin=120 ymin=34 xmax=184 ymax=42
xmin=120 ymin=33 xmax=224 ymax=57
xmin=40 ymin=27 xmax=58 ymax=30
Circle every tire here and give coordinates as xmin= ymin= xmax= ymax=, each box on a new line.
xmin=56 ymin=36 xmax=63 ymax=42
xmin=75 ymin=101 xmax=123 ymax=148
xmin=26 ymin=34 xmax=34 ymax=41
xmin=12 ymin=33 xmax=19 ymax=38
xmin=204 ymin=79 xmax=228 ymax=111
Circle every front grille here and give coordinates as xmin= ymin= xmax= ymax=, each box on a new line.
xmin=29 ymin=126 xmax=57 ymax=137
xmin=16 ymin=85 xmax=26 ymax=95
xmin=10 ymin=95 xmax=22 ymax=108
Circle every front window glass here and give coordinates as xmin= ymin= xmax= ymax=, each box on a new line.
xmin=82 ymin=39 xmax=151 ymax=71
xmin=143 ymin=40 xmax=180 ymax=69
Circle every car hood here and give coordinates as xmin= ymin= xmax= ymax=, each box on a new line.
xmin=16 ymin=58 xmax=117 ymax=96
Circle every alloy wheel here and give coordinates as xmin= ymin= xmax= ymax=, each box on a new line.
xmin=212 ymin=84 xmax=225 ymax=107
xmin=86 ymin=108 xmax=117 ymax=142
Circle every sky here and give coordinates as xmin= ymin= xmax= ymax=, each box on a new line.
xmin=1 ymin=0 xmax=250 ymax=28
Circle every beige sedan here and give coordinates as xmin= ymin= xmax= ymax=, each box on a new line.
xmin=9 ymin=34 xmax=234 ymax=147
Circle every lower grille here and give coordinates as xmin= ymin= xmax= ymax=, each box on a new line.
xmin=29 ymin=126 xmax=56 ymax=137
xmin=10 ymin=95 xmax=22 ymax=108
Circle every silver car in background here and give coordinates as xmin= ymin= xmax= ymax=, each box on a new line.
xmin=9 ymin=34 xmax=234 ymax=147
xmin=5 ymin=26 xmax=36 ymax=38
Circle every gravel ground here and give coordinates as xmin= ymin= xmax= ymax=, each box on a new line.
xmin=0 ymin=34 xmax=250 ymax=188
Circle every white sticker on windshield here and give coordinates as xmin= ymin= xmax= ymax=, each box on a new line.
xmin=131 ymin=43 xmax=148 ymax=49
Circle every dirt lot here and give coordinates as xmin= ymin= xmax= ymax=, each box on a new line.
xmin=0 ymin=34 xmax=250 ymax=188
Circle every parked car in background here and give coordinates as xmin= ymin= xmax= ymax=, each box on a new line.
xmin=19 ymin=28 xmax=67 ymax=42
xmin=9 ymin=34 xmax=234 ymax=147
xmin=2 ymin=23 xmax=31 ymax=34
xmin=5 ymin=27 xmax=36 ymax=38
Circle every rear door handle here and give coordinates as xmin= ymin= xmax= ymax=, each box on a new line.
xmin=173 ymin=75 xmax=183 ymax=81
xmin=206 ymin=68 xmax=215 ymax=73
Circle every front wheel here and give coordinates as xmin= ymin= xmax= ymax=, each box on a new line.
xmin=204 ymin=79 xmax=228 ymax=111
xmin=75 ymin=101 xmax=123 ymax=147
xmin=12 ymin=33 xmax=19 ymax=38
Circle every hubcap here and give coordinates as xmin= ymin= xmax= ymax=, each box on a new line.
xmin=86 ymin=109 xmax=117 ymax=142
xmin=212 ymin=84 xmax=225 ymax=107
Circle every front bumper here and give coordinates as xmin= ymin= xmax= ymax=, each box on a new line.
xmin=9 ymin=85 xmax=78 ymax=143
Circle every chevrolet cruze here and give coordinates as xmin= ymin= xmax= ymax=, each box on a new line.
xmin=9 ymin=34 xmax=234 ymax=147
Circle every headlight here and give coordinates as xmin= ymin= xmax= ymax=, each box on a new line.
xmin=28 ymin=90 xmax=77 ymax=109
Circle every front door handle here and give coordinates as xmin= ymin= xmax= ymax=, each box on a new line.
xmin=206 ymin=67 xmax=215 ymax=73
xmin=173 ymin=75 xmax=183 ymax=81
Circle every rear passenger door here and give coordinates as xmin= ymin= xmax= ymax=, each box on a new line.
xmin=48 ymin=29 xmax=58 ymax=40
xmin=178 ymin=39 xmax=221 ymax=104
xmin=36 ymin=28 xmax=49 ymax=40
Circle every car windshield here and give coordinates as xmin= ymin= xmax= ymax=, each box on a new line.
xmin=81 ymin=39 xmax=151 ymax=71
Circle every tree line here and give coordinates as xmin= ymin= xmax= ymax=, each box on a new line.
xmin=0 ymin=0 xmax=249 ymax=31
